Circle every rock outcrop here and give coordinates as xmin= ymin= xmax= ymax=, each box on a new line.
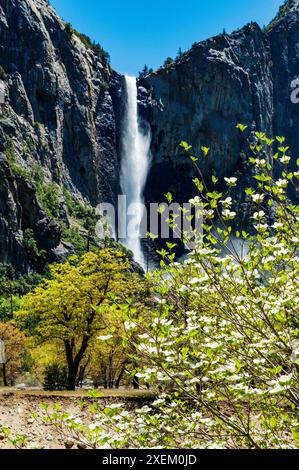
xmin=268 ymin=0 xmax=299 ymax=162
xmin=142 ymin=0 xmax=299 ymax=205
xmin=0 ymin=0 xmax=122 ymax=272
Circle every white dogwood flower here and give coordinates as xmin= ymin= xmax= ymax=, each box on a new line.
xmin=252 ymin=210 xmax=265 ymax=220
xmin=97 ymin=334 xmax=113 ymax=341
xmin=222 ymin=209 xmax=236 ymax=220
xmin=280 ymin=155 xmax=291 ymax=164
xmin=220 ymin=197 xmax=232 ymax=207
xmin=276 ymin=178 xmax=288 ymax=188
xmin=251 ymin=193 xmax=264 ymax=203
xmin=224 ymin=177 xmax=238 ymax=186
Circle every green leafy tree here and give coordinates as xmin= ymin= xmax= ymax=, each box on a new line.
xmin=176 ymin=47 xmax=183 ymax=60
xmin=0 ymin=263 xmax=43 ymax=321
xmin=0 ymin=264 xmax=16 ymax=319
xmin=0 ymin=322 xmax=26 ymax=386
xmin=163 ymin=57 xmax=174 ymax=67
xmin=138 ymin=65 xmax=153 ymax=78
xmin=16 ymin=249 xmax=148 ymax=390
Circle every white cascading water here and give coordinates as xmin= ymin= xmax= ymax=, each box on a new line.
xmin=120 ymin=76 xmax=151 ymax=268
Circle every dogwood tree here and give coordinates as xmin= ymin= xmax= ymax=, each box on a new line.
xmin=42 ymin=131 xmax=299 ymax=448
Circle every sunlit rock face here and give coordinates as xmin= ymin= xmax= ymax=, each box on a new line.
xmin=0 ymin=0 xmax=123 ymax=272
xmin=268 ymin=2 xmax=299 ymax=164
xmin=143 ymin=1 xmax=299 ymax=207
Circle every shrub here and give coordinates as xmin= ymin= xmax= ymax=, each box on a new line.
xmin=0 ymin=296 xmax=21 ymax=322
xmin=4 ymin=141 xmax=16 ymax=164
xmin=163 ymin=57 xmax=174 ymax=67
xmin=36 ymin=182 xmax=61 ymax=220
xmin=60 ymin=225 xmax=87 ymax=254
xmin=23 ymin=229 xmax=46 ymax=269
xmin=3 ymin=141 xmax=31 ymax=179
xmin=22 ymin=137 xmax=34 ymax=157
xmin=43 ymin=363 xmax=68 ymax=391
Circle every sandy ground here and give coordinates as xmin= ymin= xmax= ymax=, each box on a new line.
xmin=0 ymin=388 xmax=153 ymax=449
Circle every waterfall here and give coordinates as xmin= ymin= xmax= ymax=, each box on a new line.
xmin=120 ymin=76 xmax=151 ymax=268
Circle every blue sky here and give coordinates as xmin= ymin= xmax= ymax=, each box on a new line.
xmin=50 ymin=0 xmax=283 ymax=75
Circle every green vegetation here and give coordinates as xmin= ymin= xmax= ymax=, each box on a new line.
xmin=163 ymin=57 xmax=174 ymax=67
xmin=65 ymin=23 xmax=110 ymax=66
xmin=2 ymin=139 xmax=101 ymax=259
xmin=61 ymin=187 xmax=100 ymax=253
xmin=0 ymin=263 xmax=42 ymax=321
xmin=37 ymin=182 xmax=61 ymax=220
xmin=36 ymin=130 xmax=299 ymax=449
xmin=4 ymin=140 xmax=31 ymax=178
xmin=23 ymin=229 xmax=47 ymax=270
xmin=267 ymin=0 xmax=292 ymax=31
xmin=16 ymin=249 xmax=149 ymax=390
xmin=22 ymin=137 xmax=35 ymax=158
xmin=43 ymin=364 xmax=68 ymax=391
xmin=138 ymin=65 xmax=154 ymax=78
xmin=3 ymin=141 xmax=60 ymax=220
xmin=3 ymin=125 xmax=299 ymax=449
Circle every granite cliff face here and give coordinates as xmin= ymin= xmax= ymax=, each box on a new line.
xmin=142 ymin=0 xmax=299 ymax=205
xmin=0 ymin=0 xmax=123 ymax=272
xmin=268 ymin=0 xmax=299 ymax=161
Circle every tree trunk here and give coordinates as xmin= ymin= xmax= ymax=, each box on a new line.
xmin=115 ymin=366 xmax=126 ymax=389
xmin=67 ymin=365 xmax=78 ymax=391
xmin=133 ymin=375 xmax=139 ymax=390
xmin=108 ymin=354 xmax=114 ymax=388
xmin=10 ymin=293 xmax=13 ymax=317
xmin=2 ymin=363 xmax=8 ymax=387
xmin=64 ymin=341 xmax=78 ymax=391
xmin=76 ymin=365 xmax=85 ymax=388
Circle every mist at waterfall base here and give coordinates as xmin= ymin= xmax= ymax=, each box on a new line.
xmin=120 ymin=76 xmax=151 ymax=270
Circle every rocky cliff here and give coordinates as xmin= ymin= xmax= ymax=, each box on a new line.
xmin=0 ymin=0 xmax=123 ymax=272
xmin=142 ymin=0 xmax=299 ymax=206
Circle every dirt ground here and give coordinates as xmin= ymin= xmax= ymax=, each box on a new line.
xmin=0 ymin=388 xmax=153 ymax=449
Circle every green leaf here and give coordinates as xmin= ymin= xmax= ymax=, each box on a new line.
xmin=278 ymin=146 xmax=289 ymax=153
xmin=165 ymin=192 xmax=173 ymax=203
xmin=193 ymin=178 xmax=204 ymax=193
xmin=180 ymin=141 xmax=192 ymax=152
xmin=236 ymin=124 xmax=248 ymax=133
xmin=157 ymin=205 xmax=166 ymax=214
xmin=157 ymin=249 xmax=169 ymax=258
xmin=201 ymin=146 xmax=210 ymax=157
xmin=166 ymin=242 xmax=177 ymax=251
